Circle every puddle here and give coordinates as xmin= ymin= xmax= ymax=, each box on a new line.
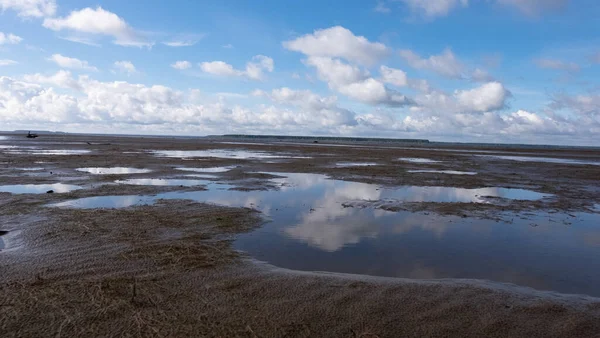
xmin=398 ymin=158 xmax=441 ymax=163
xmin=478 ymin=155 xmax=600 ymax=166
xmin=0 ymin=136 xmax=8 ymax=141
xmin=77 ymin=167 xmax=152 ymax=175
xmin=335 ymin=162 xmax=378 ymax=167
xmin=115 ymin=178 xmax=210 ymax=186
xmin=408 ymin=170 xmax=477 ymax=175
xmin=0 ymin=183 xmax=82 ymax=194
xmin=153 ymin=149 xmax=310 ymax=159
xmin=6 ymin=149 xmax=91 ymax=155
xmin=176 ymin=166 xmax=237 ymax=173
xmin=49 ymin=172 xmax=600 ymax=296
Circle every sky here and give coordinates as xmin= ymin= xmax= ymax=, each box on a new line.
xmin=0 ymin=0 xmax=599 ymax=145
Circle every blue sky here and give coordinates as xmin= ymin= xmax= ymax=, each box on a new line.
xmin=0 ymin=0 xmax=599 ymax=145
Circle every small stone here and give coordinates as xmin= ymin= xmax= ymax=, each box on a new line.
xmin=46 ymin=190 xmax=54 ymax=194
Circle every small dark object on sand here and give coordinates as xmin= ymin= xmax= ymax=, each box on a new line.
xmin=26 ymin=131 xmax=39 ymax=139
xmin=313 ymin=140 xmax=319 ymax=143
xmin=46 ymin=190 xmax=54 ymax=194
xmin=0 ymin=230 xmax=8 ymax=236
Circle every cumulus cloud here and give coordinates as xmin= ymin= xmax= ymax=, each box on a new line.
xmin=306 ymin=56 xmax=413 ymax=106
xmin=380 ymin=66 xmax=408 ymax=87
xmin=48 ymin=54 xmax=98 ymax=72
xmin=398 ymin=0 xmax=469 ymax=19
xmin=113 ymin=61 xmax=137 ymax=75
xmin=551 ymin=93 xmax=600 ymax=117
xmin=43 ymin=7 xmax=151 ymax=47
xmin=0 ymin=72 xmax=597 ymax=145
xmin=399 ymin=48 xmax=465 ymax=79
xmin=534 ymin=58 xmax=580 ymax=73
xmin=283 ymin=26 xmax=389 ymax=65
xmin=171 ymin=61 xmax=192 ymax=70
xmin=200 ymin=55 xmax=274 ymax=81
xmin=454 ymin=81 xmax=510 ymax=112
xmin=0 ymin=32 xmax=22 ymax=45
xmin=0 ymin=0 xmax=56 ymax=18
xmin=0 ymin=59 xmax=18 ymax=66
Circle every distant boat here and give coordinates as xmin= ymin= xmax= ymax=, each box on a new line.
xmin=26 ymin=131 xmax=38 ymax=139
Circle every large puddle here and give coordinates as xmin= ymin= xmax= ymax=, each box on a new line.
xmin=176 ymin=166 xmax=237 ymax=173
xmin=45 ymin=173 xmax=600 ymax=296
xmin=408 ymin=170 xmax=477 ymax=175
xmin=0 ymin=183 xmax=82 ymax=194
xmin=77 ymin=167 xmax=152 ymax=175
xmin=153 ymin=149 xmax=310 ymax=159
xmin=6 ymin=149 xmax=91 ymax=155
xmin=115 ymin=178 xmax=211 ymax=186
xmin=398 ymin=158 xmax=441 ymax=164
xmin=478 ymin=155 xmax=600 ymax=166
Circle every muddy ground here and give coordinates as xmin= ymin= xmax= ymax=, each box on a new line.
xmin=1 ymin=133 xmax=600 ymax=337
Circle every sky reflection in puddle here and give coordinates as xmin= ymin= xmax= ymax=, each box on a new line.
xmin=47 ymin=172 xmax=600 ymax=296
xmin=398 ymin=158 xmax=441 ymax=163
xmin=478 ymin=155 xmax=600 ymax=166
xmin=0 ymin=183 xmax=82 ymax=194
xmin=77 ymin=167 xmax=152 ymax=175
xmin=335 ymin=162 xmax=378 ymax=167
xmin=153 ymin=149 xmax=310 ymax=159
xmin=175 ymin=166 xmax=237 ymax=173
xmin=6 ymin=149 xmax=91 ymax=155
xmin=408 ymin=170 xmax=477 ymax=175
xmin=115 ymin=178 xmax=211 ymax=186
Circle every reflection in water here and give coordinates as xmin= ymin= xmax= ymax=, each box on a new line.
xmin=398 ymin=158 xmax=441 ymax=163
xmin=153 ymin=149 xmax=310 ymax=159
xmin=7 ymin=149 xmax=91 ymax=155
xmin=477 ymin=155 xmax=600 ymax=166
xmin=77 ymin=167 xmax=152 ymax=175
xmin=335 ymin=162 xmax=378 ymax=167
xmin=116 ymin=178 xmax=210 ymax=186
xmin=46 ymin=172 xmax=600 ymax=297
xmin=408 ymin=170 xmax=477 ymax=175
xmin=0 ymin=183 xmax=81 ymax=194
xmin=176 ymin=166 xmax=237 ymax=173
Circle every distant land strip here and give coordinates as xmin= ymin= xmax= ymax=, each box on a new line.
xmin=219 ymin=134 xmax=430 ymax=143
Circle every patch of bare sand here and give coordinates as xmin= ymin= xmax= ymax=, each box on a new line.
xmin=2 ymin=201 xmax=600 ymax=337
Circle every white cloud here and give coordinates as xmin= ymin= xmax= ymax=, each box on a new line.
xmin=200 ymin=55 xmax=274 ymax=81
xmin=551 ymin=93 xmax=600 ymax=117
xmin=399 ymin=48 xmax=465 ymax=79
xmin=399 ymin=0 xmax=469 ymax=19
xmin=171 ymin=61 xmax=192 ymax=70
xmin=380 ymin=66 xmax=408 ymax=87
xmin=306 ymin=56 xmax=412 ymax=106
xmin=114 ymin=61 xmax=137 ymax=75
xmin=534 ymin=58 xmax=580 ymax=73
xmin=0 ymin=0 xmax=56 ymax=18
xmin=497 ymin=0 xmax=568 ymax=16
xmin=0 ymin=59 xmax=18 ymax=66
xmin=283 ymin=26 xmax=389 ymax=65
xmin=48 ymin=54 xmax=98 ymax=72
xmin=454 ymin=81 xmax=510 ymax=112
xmin=0 ymin=32 xmax=22 ymax=45
xmin=23 ymin=70 xmax=82 ymax=90
xmin=43 ymin=7 xmax=151 ymax=47
xmin=0 ymin=72 xmax=597 ymax=145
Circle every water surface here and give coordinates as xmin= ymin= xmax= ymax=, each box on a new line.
xmin=478 ymin=155 xmax=600 ymax=166
xmin=0 ymin=183 xmax=81 ymax=194
xmin=176 ymin=166 xmax=236 ymax=173
xmin=398 ymin=158 xmax=441 ymax=164
xmin=153 ymin=149 xmax=310 ymax=159
xmin=408 ymin=170 xmax=477 ymax=175
xmin=48 ymin=173 xmax=600 ymax=297
xmin=77 ymin=167 xmax=152 ymax=175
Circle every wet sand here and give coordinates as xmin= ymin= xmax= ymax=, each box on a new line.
xmin=1 ymin=133 xmax=600 ymax=337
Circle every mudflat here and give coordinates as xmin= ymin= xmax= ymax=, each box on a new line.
xmin=1 ymin=133 xmax=600 ymax=337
